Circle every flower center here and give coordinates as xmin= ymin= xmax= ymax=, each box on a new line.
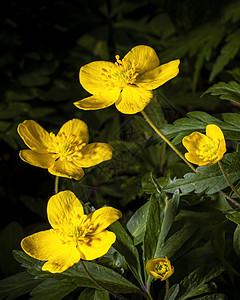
xmin=196 ymin=139 xmax=219 ymax=162
xmin=101 ymin=55 xmax=139 ymax=89
xmin=47 ymin=131 xmax=86 ymax=161
xmin=154 ymin=261 xmax=169 ymax=276
xmin=52 ymin=211 xmax=94 ymax=245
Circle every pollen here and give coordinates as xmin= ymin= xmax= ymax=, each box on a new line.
xmin=53 ymin=212 xmax=94 ymax=245
xmin=47 ymin=132 xmax=86 ymax=161
xmin=154 ymin=261 xmax=169 ymax=276
xmin=101 ymin=55 xmax=139 ymax=89
xmin=196 ymin=140 xmax=219 ymax=162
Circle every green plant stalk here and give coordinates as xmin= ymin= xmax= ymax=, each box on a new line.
xmin=164 ymin=279 xmax=170 ymax=300
xmin=55 ymin=176 xmax=59 ymax=194
xmin=141 ymin=111 xmax=197 ymax=173
xmin=218 ymin=161 xmax=240 ymax=207
xmin=80 ymin=260 xmax=128 ymax=300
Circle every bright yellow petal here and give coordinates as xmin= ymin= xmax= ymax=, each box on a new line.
xmin=206 ymin=124 xmax=225 ymax=141
xmin=115 ymin=85 xmax=152 ymax=114
xmin=21 ymin=230 xmax=79 ymax=270
xmin=185 ymin=152 xmax=210 ymax=166
xmin=217 ymin=139 xmax=227 ymax=159
xmin=182 ymin=132 xmax=211 ymax=152
xmin=78 ymin=230 xmax=116 ymax=260
xmin=76 ymin=143 xmax=113 ymax=168
xmin=19 ymin=150 xmax=55 ymax=168
xmin=136 ymin=59 xmax=180 ymax=90
xmin=42 ymin=244 xmax=80 ymax=273
xmin=87 ymin=207 xmax=122 ymax=234
xmin=80 ymin=61 xmax=118 ymax=94
xmin=58 ymin=119 xmax=89 ymax=145
xmin=48 ymin=159 xmax=84 ymax=180
xmin=17 ymin=120 xmax=52 ymax=153
xmin=47 ymin=190 xmax=84 ymax=229
xmin=123 ymin=45 xmax=160 ymax=76
xmin=74 ymin=90 xmax=120 ymax=111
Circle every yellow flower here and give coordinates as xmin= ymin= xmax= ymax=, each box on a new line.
xmin=74 ymin=45 xmax=180 ymax=114
xmin=21 ymin=190 xmax=122 ymax=273
xmin=146 ymin=256 xmax=174 ymax=280
xmin=182 ymin=124 xmax=226 ymax=166
xmin=17 ymin=118 xmax=113 ymax=180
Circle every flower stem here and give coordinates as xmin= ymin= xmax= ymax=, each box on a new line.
xmin=141 ymin=111 xmax=197 ymax=173
xmin=218 ymin=161 xmax=240 ymax=207
xmin=55 ymin=176 xmax=59 ymax=194
xmin=80 ymin=260 xmax=128 ymax=300
xmin=164 ymin=279 xmax=170 ymax=300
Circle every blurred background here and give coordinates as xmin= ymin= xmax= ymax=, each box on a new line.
xmin=1 ymin=0 xmax=240 ymax=282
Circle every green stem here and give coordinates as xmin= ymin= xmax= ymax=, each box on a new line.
xmin=218 ymin=161 xmax=240 ymax=207
xmin=141 ymin=111 xmax=197 ymax=173
xmin=80 ymin=260 xmax=128 ymax=300
xmin=164 ymin=279 xmax=170 ymax=300
xmin=55 ymin=176 xmax=59 ymax=194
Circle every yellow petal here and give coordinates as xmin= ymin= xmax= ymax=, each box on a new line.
xmin=22 ymin=230 xmax=80 ymax=272
xmin=48 ymin=159 xmax=84 ymax=180
xmin=123 ymin=45 xmax=160 ymax=76
xmin=19 ymin=150 xmax=55 ymax=168
xmin=76 ymin=143 xmax=113 ymax=168
xmin=47 ymin=190 xmax=84 ymax=229
xmin=87 ymin=207 xmax=122 ymax=234
xmin=42 ymin=245 xmax=80 ymax=273
xmin=74 ymin=91 xmax=120 ymax=111
xmin=115 ymin=85 xmax=153 ymax=114
xmin=206 ymin=124 xmax=225 ymax=141
xmin=17 ymin=120 xmax=52 ymax=153
xmin=185 ymin=152 xmax=210 ymax=166
xmin=78 ymin=230 xmax=116 ymax=260
xmin=58 ymin=119 xmax=89 ymax=144
xmin=182 ymin=132 xmax=211 ymax=152
xmin=80 ymin=61 xmax=118 ymax=94
xmin=136 ymin=59 xmax=180 ymax=90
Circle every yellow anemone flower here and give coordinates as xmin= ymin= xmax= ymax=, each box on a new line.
xmin=146 ymin=256 xmax=174 ymax=280
xmin=182 ymin=124 xmax=227 ymax=166
xmin=17 ymin=118 xmax=113 ymax=180
xmin=74 ymin=45 xmax=180 ymax=114
xmin=21 ymin=190 xmax=122 ymax=273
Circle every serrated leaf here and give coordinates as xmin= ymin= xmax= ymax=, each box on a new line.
xmin=194 ymin=294 xmax=227 ymax=300
xmin=225 ymin=211 xmax=240 ymax=225
xmin=0 ymin=271 xmax=43 ymax=300
xmin=109 ymin=221 xmax=143 ymax=285
xmin=210 ymin=29 xmax=240 ymax=81
xmin=202 ymin=81 xmax=240 ymax=104
xmin=233 ymin=225 xmax=240 ymax=257
xmin=162 ymin=111 xmax=240 ymax=145
xmin=13 ymin=250 xmax=141 ymax=295
xmin=30 ymin=278 xmax=76 ymax=300
xmin=164 ymin=153 xmax=240 ymax=195
xmin=126 ymin=201 xmax=150 ymax=245
xmin=78 ymin=288 xmax=109 ymax=300
xmin=177 ymin=264 xmax=225 ymax=300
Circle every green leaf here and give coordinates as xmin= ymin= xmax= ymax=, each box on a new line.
xmin=202 ymin=81 xmax=240 ymax=104
xmin=126 ymin=201 xmax=150 ymax=245
xmin=177 ymin=264 xmax=225 ymax=300
xmin=164 ymin=153 xmax=240 ymax=195
xmin=168 ymin=284 xmax=180 ymax=300
xmin=225 ymin=211 xmax=240 ymax=225
xmin=154 ymin=190 xmax=180 ymax=257
xmin=109 ymin=221 xmax=143 ymax=285
xmin=143 ymin=194 xmax=161 ymax=263
xmin=78 ymin=288 xmax=109 ymax=300
xmin=30 ymin=278 xmax=76 ymax=300
xmin=233 ymin=225 xmax=240 ymax=257
xmin=0 ymin=271 xmax=43 ymax=300
xmin=210 ymin=30 xmax=240 ymax=81
xmin=13 ymin=250 xmax=141 ymax=295
xmin=194 ymin=295 xmax=227 ymax=300
xmin=162 ymin=111 xmax=240 ymax=144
